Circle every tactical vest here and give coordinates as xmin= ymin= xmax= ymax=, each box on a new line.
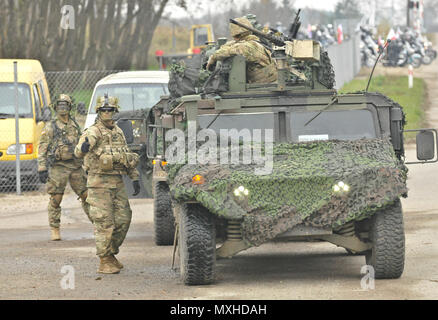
xmin=51 ymin=119 xmax=81 ymax=161
xmin=84 ymin=122 xmax=139 ymax=175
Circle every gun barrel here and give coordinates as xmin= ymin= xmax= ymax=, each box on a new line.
xmin=229 ymin=18 xmax=285 ymax=46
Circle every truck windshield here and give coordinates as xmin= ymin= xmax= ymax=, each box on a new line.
xmin=197 ymin=112 xmax=275 ymax=142
xmin=89 ymin=83 xmax=168 ymax=114
xmin=197 ymin=109 xmax=376 ymax=143
xmin=0 ymin=83 xmax=33 ymax=118
xmin=291 ymin=109 xmax=376 ymax=141
xmin=198 ymin=112 xmax=275 ymax=131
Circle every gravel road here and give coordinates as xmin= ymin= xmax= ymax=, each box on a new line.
xmin=1 ymin=60 xmax=438 ymax=300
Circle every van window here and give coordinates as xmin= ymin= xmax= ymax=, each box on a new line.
xmin=89 ymin=83 xmax=168 ymax=114
xmin=32 ymin=84 xmax=42 ymax=118
xmin=38 ymin=80 xmax=47 ymax=107
xmin=0 ymin=83 xmax=33 ymax=118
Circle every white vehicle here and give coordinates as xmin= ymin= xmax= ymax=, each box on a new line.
xmin=84 ymin=71 xmax=169 ymax=128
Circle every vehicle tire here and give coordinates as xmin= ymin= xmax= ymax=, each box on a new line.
xmin=153 ymin=182 xmax=175 ymax=246
xmin=410 ymin=57 xmax=422 ymax=68
xmin=426 ymin=49 xmax=437 ymax=59
xmin=179 ymin=203 xmax=216 ymax=285
xmin=365 ymin=199 xmax=405 ymax=279
xmin=422 ymin=55 xmax=432 ymax=65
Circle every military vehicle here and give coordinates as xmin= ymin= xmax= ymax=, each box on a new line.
xmin=127 ymin=17 xmax=438 ymax=286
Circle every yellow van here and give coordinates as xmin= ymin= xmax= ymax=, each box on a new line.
xmin=0 ymin=59 xmax=51 ymax=190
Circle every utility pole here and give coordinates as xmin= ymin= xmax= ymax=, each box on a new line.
xmin=407 ymin=0 xmax=410 ymax=27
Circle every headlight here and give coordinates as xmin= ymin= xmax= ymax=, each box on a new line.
xmin=233 ymin=185 xmax=249 ymax=197
xmin=7 ymin=143 xmax=33 ymax=155
xmin=133 ymin=127 xmax=141 ymax=138
xmin=333 ymin=181 xmax=350 ymax=193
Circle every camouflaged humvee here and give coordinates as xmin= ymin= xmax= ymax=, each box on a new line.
xmin=141 ymin=37 xmax=438 ymax=286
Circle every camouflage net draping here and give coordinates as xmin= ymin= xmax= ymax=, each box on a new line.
xmin=167 ymin=138 xmax=408 ymax=246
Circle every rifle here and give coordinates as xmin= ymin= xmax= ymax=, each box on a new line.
xmin=288 ymin=9 xmax=301 ymax=39
xmin=229 ymin=18 xmax=286 ymax=47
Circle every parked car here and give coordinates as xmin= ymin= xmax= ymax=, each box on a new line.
xmin=84 ymin=71 xmax=169 ymax=128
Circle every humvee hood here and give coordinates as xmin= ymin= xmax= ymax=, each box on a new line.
xmin=168 ymin=138 xmax=408 ymax=246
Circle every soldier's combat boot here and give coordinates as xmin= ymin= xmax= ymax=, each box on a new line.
xmin=51 ymin=227 xmax=61 ymax=241
xmin=97 ymin=256 xmax=121 ymax=274
xmin=110 ymin=255 xmax=124 ymax=269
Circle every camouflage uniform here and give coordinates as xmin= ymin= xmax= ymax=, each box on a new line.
xmin=38 ymin=95 xmax=90 ymax=235
xmin=207 ymin=17 xmax=277 ymax=84
xmin=75 ymin=96 xmax=139 ymax=262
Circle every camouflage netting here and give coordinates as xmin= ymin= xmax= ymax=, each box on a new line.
xmin=167 ymin=138 xmax=408 ymax=247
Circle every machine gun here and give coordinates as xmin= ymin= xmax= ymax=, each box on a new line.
xmin=288 ymin=9 xmax=301 ymax=39
xmin=230 ymin=18 xmax=286 ymax=47
xmin=229 ymin=16 xmax=322 ymax=90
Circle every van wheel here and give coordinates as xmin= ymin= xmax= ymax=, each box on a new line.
xmin=365 ymin=199 xmax=405 ymax=279
xmin=153 ymin=182 xmax=175 ymax=246
xmin=179 ymin=203 xmax=216 ymax=285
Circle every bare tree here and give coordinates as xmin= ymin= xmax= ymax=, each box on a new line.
xmin=0 ymin=0 xmax=189 ymax=70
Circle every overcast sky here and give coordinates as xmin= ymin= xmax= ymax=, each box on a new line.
xmin=294 ymin=0 xmax=340 ymax=11
xmin=164 ymin=0 xmax=342 ymax=20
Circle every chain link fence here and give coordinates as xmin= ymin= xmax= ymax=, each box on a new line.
xmin=0 ymin=62 xmax=123 ymax=194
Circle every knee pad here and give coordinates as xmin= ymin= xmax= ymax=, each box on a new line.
xmin=50 ymin=194 xmax=63 ymax=208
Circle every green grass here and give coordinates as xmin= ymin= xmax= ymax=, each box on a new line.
xmin=340 ymin=75 xmax=426 ymax=132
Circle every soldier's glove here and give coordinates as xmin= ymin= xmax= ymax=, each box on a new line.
xmin=132 ymin=180 xmax=141 ymax=196
xmin=38 ymin=170 xmax=49 ymax=184
xmin=81 ymin=137 xmax=90 ymax=153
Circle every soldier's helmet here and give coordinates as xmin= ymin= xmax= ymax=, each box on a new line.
xmin=56 ymin=94 xmax=72 ymax=107
xmin=230 ymin=17 xmax=253 ymax=38
xmin=95 ymin=95 xmax=120 ymax=113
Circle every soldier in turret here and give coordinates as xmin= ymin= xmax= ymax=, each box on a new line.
xmin=206 ymin=16 xmax=277 ymax=84
xmin=37 ymin=94 xmax=90 ymax=241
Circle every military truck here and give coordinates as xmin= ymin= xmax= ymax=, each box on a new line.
xmin=130 ymin=20 xmax=438 ymax=286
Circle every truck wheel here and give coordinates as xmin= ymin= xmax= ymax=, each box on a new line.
xmin=365 ymin=199 xmax=405 ymax=279
xmin=179 ymin=203 xmax=216 ymax=285
xmin=153 ymin=182 xmax=175 ymax=246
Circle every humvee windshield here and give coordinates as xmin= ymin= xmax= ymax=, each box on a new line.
xmin=292 ymin=109 xmax=376 ymax=141
xmin=198 ymin=109 xmax=376 ymax=142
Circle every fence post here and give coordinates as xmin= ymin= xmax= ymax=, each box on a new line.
xmin=408 ymin=65 xmax=414 ymax=89
xmin=14 ymin=61 xmax=21 ymax=195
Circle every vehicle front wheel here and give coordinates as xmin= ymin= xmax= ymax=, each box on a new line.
xmin=422 ymin=54 xmax=432 ymax=65
xmin=365 ymin=199 xmax=405 ymax=279
xmin=411 ymin=57 xmax=422 ymax=68
xmin=179 ymin=203 xmax=216 ymax=285
xmin=153 ymin=182 xmax=175 ymax=246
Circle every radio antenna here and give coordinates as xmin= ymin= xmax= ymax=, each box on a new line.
xmin=366 ymin=39 xmax=391 ymax=92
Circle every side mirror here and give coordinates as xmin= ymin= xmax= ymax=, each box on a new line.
xmin=41 ymin=106 xmax=52 ymax=122
xmin=416 ymin=130 xmax=435 ymax=160
xmin=404 ymin=128 xmax=438 ymax=164
xmin=77 ymin=102 xmax=87 ymax=115
xmin=117 ymin=119 xmax=134 ymax=144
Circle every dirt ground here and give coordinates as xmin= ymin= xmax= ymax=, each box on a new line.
xmin=1 ymin=58 xmax=438 ymax=301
